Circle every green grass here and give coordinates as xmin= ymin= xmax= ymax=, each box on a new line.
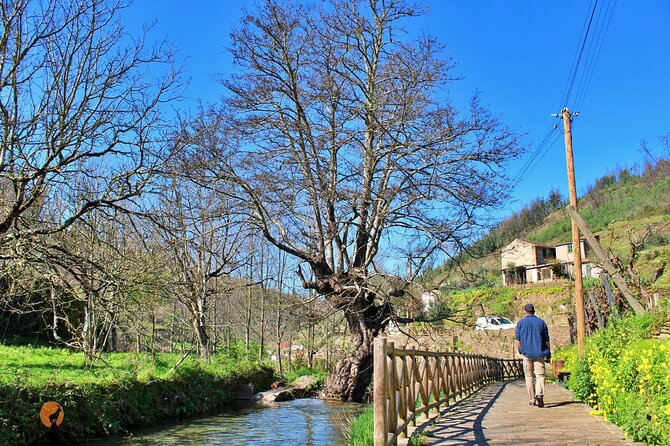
xmin=438 ymin=283 xmax=569 ymax=323
xmin=348 ymin=404 xmax=373 ymax=446
xmin=0 ymin=345 xmax=276 ymax=445
xmin=0 ymin=344 xmax=270 ymax=388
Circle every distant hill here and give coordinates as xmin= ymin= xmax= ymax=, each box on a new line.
xmin=421 ymin=156 xmax=670 ymax=291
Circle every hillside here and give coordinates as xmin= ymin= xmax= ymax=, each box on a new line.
xmin=422 ymin=157 xmax=670 ymax=291
xmin=405 ymin=157 xmax=670 ymax=359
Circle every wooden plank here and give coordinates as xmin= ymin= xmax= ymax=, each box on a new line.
xmin=600 ymin=274 xmax=620 ymax=319
xmin=388 ymin=342 xmax=398 ymax=436
xmin=398 ymin=355 xmax=407 ymax=430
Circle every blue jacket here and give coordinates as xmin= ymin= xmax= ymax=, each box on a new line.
xmin=515 ymin=314 xmax=550 ymax=359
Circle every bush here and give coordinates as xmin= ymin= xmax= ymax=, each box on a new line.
xmin=563 ymin=311 xmax=670 ymax=445
xmin=283 ymin=366 xmax=328 ymax=392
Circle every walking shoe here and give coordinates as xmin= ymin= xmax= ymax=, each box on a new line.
xmin=535 ymin=395 xmax=544 ymax=408
xmin=528 ymin=400 xmax=535 ymax=406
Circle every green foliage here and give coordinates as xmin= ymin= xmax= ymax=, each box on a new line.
xmin=0 ymin=346 xmax=275 ymax=445
xmin=582 ymin=278 xmax=602 ymax=289
xmin=348 ymin=404 xmax=373 ymax=446
xmin=220 ymin=336 xmax=265 ymax=360
xmin=531 ymin=218 xmax=572 ymax=244
xmin=425 ymin=298 xmax=453 ymax=321
xmin=441 ymin=284 xmax=568 ymax=325
xmin=515 ymin=284 xmax=568 ymax=297
xmin=565 ymin=356 xmax=597 ymax=406
xmin=532 ymin=166 xmax=670 ymax=246
xmin=647 ymin=232 xmax=669 ymax=247
xmin=563 ymin=310 xmax=670 ymax=445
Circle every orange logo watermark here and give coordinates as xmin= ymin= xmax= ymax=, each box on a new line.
xmin=39 ymin=402 xmax=64 ymax=428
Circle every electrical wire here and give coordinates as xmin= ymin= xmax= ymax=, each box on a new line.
xmin=509 ymin=0 xmax=617 ymax=193
xmin=573 ymin=0 xmax=618 ymax=112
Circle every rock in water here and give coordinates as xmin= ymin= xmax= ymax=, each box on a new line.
xmin=255 ymin=388 xmax=296 ymax=405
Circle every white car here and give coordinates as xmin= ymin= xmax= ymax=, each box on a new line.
xmin=475 ymin=316 xmax=516 ymax=331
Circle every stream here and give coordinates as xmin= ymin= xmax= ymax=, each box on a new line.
xmin=90 ymin=398 xmax=364 ymax=446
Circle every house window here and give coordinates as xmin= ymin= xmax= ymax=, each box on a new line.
xmin=568 ymin=244 xmax=573 ymax=253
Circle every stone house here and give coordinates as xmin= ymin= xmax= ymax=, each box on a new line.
xmin=554 ymin=237 xmax=602 ymax=280
xmin=500 ymin=239 xmax=556 ymax=286
xmin=501 ymin=237 xmax=601 ymax=286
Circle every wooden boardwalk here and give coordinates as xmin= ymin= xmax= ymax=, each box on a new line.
xmin=422 ymin=380 xmax=641 ymax=446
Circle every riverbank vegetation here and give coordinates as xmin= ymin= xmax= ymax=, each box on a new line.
xmin=348 ymin=405 xmax=374 ymax=446
xmin=557 ymin=303 xmax=670 ymax=445
xmin=0 ymin=345 xmax=275 ymax=445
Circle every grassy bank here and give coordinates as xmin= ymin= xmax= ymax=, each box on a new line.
xmin=348 ymin=404 xmax=373 ymax=445
xmin=0 ymin=345 xmax=275 ymax=445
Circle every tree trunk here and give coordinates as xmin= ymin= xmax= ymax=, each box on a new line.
xmin=276 ymin=304 xmax=283 ymax=376
xmin=307 ymin=322 xmax=314 ymax=368
xmin=304 ymin=267 xmax=389 ymax=402
xmin=82 ymin=293 xmax=95 ymax=359
xmin=189 ymin=298 xmax=209 ymax=362
xmin=245 ymin=287 xmax=252 ymax=356
xmin=259 ymin=290 xmax=266 ymax=361
xmin=192 ymin=318 xmax=209 ymax=362
xmin=150 ymin=310 xmax=157 ymax=358
xmin=322 ymin=323 xmax=375 ymax=402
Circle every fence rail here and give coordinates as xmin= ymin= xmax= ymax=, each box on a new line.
xmin=373 ymin=337 xmax=523 ymax=446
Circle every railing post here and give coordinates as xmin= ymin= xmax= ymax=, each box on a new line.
xmin=374 ymin=337 xmax=388 ymax=446
xmin=388 ymin=341 xmax=397 ymax=437
xmin=375 ymin=343 xmax=524 ymax=446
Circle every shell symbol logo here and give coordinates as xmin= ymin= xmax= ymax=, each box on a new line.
xmin=39 ymin=401 xmax=64 ymax=428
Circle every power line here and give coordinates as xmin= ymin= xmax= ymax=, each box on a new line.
xmin=560 ymin=0 xmax=600 ymax=109
xmin=510 ymin=126 xmax=559 ymax=188
xmin=509 ymin=0 xmax=617 ymax=193
xmin=573 ymin=0 xmax=618 ymax=112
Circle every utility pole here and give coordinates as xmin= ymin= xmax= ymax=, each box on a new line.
xmin=562 ymin=107 xmax=586 ymax=357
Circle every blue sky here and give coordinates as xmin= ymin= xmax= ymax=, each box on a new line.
xmin=124 ymin=0 xmax=670 ymax=219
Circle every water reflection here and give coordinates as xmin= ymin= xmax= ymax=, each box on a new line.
xmin=90 ymin=398 xmax=364 ymax=446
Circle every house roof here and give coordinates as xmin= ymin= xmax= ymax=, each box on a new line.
xmin=555 ymin=237 xmax=589 ymax=247
xmin=503 ymin=238 xmax=555 ymax=250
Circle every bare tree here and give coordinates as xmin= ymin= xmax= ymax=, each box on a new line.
xmin=186 ymin=0 xmax=521 ymax=401
xmin=148 ymin=174 xmax=247 ymax=362
xmin=0 ymin=0 xmax=180 ymax=250
xmin=10 ymin=206 xmax=138 ymax=358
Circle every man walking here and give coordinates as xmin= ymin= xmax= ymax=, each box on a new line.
xmin=515 ymin=303 xmax=550 ymax=407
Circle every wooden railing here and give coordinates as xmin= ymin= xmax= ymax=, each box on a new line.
xmin=373 ymin=337 xmax=523 ymax=446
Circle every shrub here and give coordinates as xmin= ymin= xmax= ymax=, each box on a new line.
xmin=563 ymin=312 xmax=670 ymax=445
xmin=283 ymin=366 xmax=328 ymax=392
xmin=646 ymin=233 xmax=669 ymax=247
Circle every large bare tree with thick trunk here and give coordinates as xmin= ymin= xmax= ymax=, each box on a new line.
xmin=185 ymin=0 xmax=522 ymax=401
